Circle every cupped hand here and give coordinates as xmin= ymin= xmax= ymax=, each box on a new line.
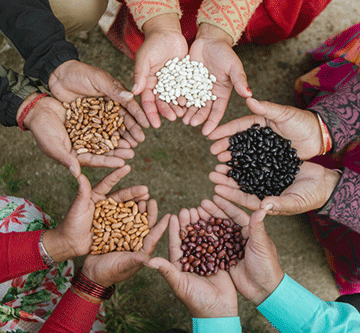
xmin=133 ymin=14 xmax=188 ymax=128
xmin=48 ymin=59 xmax=150 ymax=128
xmin=209 ymin=161 xmax=341 ymax=215
xmin=81 ymin=213 xmax=170 ymax=287
xmin=146 ymin=208 xmax=238 ymax=318
xmin=209 ymin=98 xmax=323 ymax=160
xmin=44 ymin=166 xmax=149 ymax=262
xmin=184 ymin=23 xmax=251 ymax=136
xmin=25 ymin=95 xmax=140 ymax=177
xmin=228 ymin=208 xmax=284 ymax=306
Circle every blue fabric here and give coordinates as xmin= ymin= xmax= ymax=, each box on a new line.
xmin=192 ymin=317 xmax=241 ymax=333
xmin=257 ymin=274 xmax=360 ymax=332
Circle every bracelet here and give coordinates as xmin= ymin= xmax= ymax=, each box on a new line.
xmin=316 ymin=113 xmax=332 ymax=155
xmin=39 ymin=230 xmax=54 ymax=268
xmin=18 ymin=93 xmax=49 ymax=131
xmin=71 ymin=268 xmax=115 ymax=300
xmin=72 ymin=286 xmax=103 ymax=304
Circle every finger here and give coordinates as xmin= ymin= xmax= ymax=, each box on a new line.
xmin=210 ymin=138 xmax=230 ymax=155
xmin=189 ymin=102 xmax=211 ymax=127
xmin=146 ymin=199 xmax=158 ymax=227
xmin=259 ymin=194 xmax=301 ymax=216
xmin=189 ymin=208 xmax=200 ymax=224
xmin=75 ymin=174 xmax=92 ymax=203
xmin=156 ymin=99 xmax=177 ymax=121
xmin=113 ymin=148 xmax=135 ymax=160
xmin=209 ymin=171 xmax=239 ymax=189
xmin=199 ymin=199 xmax=229 ymax=220
xmin=141 ymin=89 xmax=161 ymax=128
xmin=182 ymin=106 xmax=198 ymax=125
xmin=246 ymin=98 xmax=291 ymax=123
xmin=212 ymin=195 xmax=250 ymax=227
xmin=178 ymin=96 xmax=187 ymax=107
xmin=109 ymin=185 xmax=149 ymax=203
xmin=142 ymin=213 xmax=171 ymax=254
xmin=92 ymin=166 xmax=131 ymax=196
xmin=214 ymin=185 xmax=262 ymax=211
xmin=170 ymin=102 xmax=186 ymax=117
xmin=214 ymin=164 xmax=230 ymax=174
xmin=201 ymin=97 xmax=228 ymax=136
xmin=116 ymin=139 xmax=132 ymax=149
xmin=122 ymin=98 xmax=150 ymax=129
xmin=121 ymin=114 xmax=146 ymax=145
xmin=132 ymin=57 xmax=150 ymax=95
xmin=230 ymin=61 xmax=251 ymax=98
xmin=168 ymin=214 xmax=183 ymax=264
xmin=178 ymin=208 xmax=191 ymax=229
xmin=217 ymin=151 xmax=232 ymax=162
xmin=76 ymin=153 xmax=126 ymax=168
xmin=248 ymin=209 xmax=269 ymax=243
xmin=196 ymin=206 xmax=213 ymax=222
xmin=146 ymin=257 xmax=184 ymax=294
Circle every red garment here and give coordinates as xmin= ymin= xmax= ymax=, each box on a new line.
xmin=0 ymin=230 xmax=99 ymax=332
xmin=107 ymin=0 xmax=332 ymax=59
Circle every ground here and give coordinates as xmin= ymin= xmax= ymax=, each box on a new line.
xmin=0 ymin=1 xmax=359 ymax=332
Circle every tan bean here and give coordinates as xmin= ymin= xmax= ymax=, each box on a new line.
xmin=103 ymin=231 xmax=110 ymax=243
xmin=120 ymin=208 xmax=132 ymax=213
xmin=125 ymin=234 xmax=131 ymax=244
xmin=95 ymin=200 xmax=106 ymax=207
xmin=111 ymin=232 xmax=122 ymax=238
xmin=141 ymin=229 xmax=150 ymax=238
xmin=102 ymin=245 xmax=110 ymax=254
xmin=135 ymin=213 xmax=141 ymax=223
xmin=125 ymin=200 xmax=135 ymax=208
xmin=124 ymin=223 xmax=133 ymax=232
xmin=90 ymin=245 xmax=98 ymax=251
xmin=141 ymin=215 xmax=149 ymax=225
xmin=132 ymin=204 xmax=139 ymax=216
xmin=122 ymin=216 xmax=134 ymax=224
xmin=118 ymin=213 xmax=129 ymax=219
xmin=138 ymin=225 xmax=149 ymax=232
xmin=134 ymin=241 xmax=143 ymax=252
xmin=111 ymin=223 xmax=123 ymax=229
xmin=128 ymin=228 xmax=137 ymax=235
xmin=93 ymin=221 xmax=102 ymax=230
xmin=123 ymin=242 xmax=130 ymax=251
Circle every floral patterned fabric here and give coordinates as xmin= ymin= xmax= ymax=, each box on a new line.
xmin=0 ymin=196 xmax=106 ymax=332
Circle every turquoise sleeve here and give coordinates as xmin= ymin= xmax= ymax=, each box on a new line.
xmin=257 ymin=274 xmax=360 ymax=332
xmin=192 ymin=317 xmax=242 ymax=332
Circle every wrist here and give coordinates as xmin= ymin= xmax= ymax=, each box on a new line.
xmin=70 ymin=285 xmax=102 ymax=304
xmin=42 ymin=229 xmax=77 ymax=263
xmin=196 ymin=23 xmax=233 ymax=46
xmin=48 ymin=59 xmax=79 ymax=90
xmin=143 ymin=13 xmax=182 ymax=37
xmin=16 ymin=93 xmax=40 ymax=129
xmin=324 ymin=168 xmax=341 ymax=203
xmin=252 ymin=271 xmax=285 ymax=306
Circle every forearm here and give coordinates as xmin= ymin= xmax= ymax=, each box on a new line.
xmin=317 ymin=167 xmax=360 ymax=232
xmin=0 ymin=0 xmax=78 ymax=84
xmin=197 ymin=0 xmax=263 ymax=45
xmin=124 ymin=0 xmax=182 ymax=32
xmin=308 ymin=75 xmax=360 ymax=153
xmin=193 ymin=317 xmax=242 ymax=333
xmin=0 ymin=67 xmax=41 ymax=127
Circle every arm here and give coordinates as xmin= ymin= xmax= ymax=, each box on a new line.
xmin=0 ymin=0 xmax=79 ymax=84
xmin=258 ymin=274 xmax=360 ymax=333
xmin=0 ymin=66 xmax=40 ymax=127
xmin=308 ymin=74 xmax=360 ymax=153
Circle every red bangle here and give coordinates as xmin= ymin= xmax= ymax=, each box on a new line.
xmin=18 ymin=93 xmax=49 ymax=131
xmin=71 ymin=268 xmax=115 ymax=300
xmin=316 ymin=113 xmax=332 ymax=155
xmin=72 ymin=286 xmax=103 ymax=305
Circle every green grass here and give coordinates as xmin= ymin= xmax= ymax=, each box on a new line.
xmin=0 ymin=163 xmax=26 ymax=195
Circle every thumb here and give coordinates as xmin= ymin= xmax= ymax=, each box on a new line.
xmin=246 ymin=98 xmax=291 ymax=122
xmin=230 ymin=62 xmax=251 ymax=98
xmin=248 ymin=209 xmax=269 ymax=245
xmin=75 ymin=174 xmax=92 ymax=203
xmin=132 ymin=57 xmax=150 ymax=95
xmin=50 ymin=147 xmax=81 ymax=178
xmin=147 ymin=257 xmax=183 ymax=292
xmin=260 ymin=195 xmax=304 ymax=216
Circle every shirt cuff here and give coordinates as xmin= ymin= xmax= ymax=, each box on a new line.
xmin=197 ymin=0 xmax=263 ymax=45
xmin=193 ymin=317 xmax=242 ymax=333
xmin=125 ymin=0 xmax=182 ymax=31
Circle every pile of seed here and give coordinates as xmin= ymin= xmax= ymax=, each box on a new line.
xmin=64 ymin=97 xmax=126 ymax=155
xmin=179 ymin=217 xmax=245 ymax=276
xmin=153 ymin=55 xmax=217 ymax=108
xmin=90 ymin=198 xmax=149 ymax=254
xmin=227 ymin=124 xmax=303 ymax=200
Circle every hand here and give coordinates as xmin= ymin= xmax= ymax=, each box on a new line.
xmin=133 ymin=13 xmax=189 ymax=128
xmin=48 ymin=59 xmax=150 ymax=129
xmin=209 ymin=161 xmax=341 ymax=215
xmin=146 ymin=207 xmax=238 ymax=318
xmin=209 ymin=98 xmax=324 ymax=160
xmin=184 ymin=23 xmax=251 ymax=136
xmin=81 ymin=213 xmax=170 ymax=287
xmin=22 ymin=94 xmax=140 ymax=177
xmin=43 ymin=166 xmax=150 ymax=262
xmin=200 ymin=197 xmax=284 ymax=305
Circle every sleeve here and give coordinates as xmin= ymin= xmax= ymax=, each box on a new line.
xmin=0 ymin=230 xmax=48 ymax=283
xmin=197 ymin=0 xmax=263 ymax=45
xmin=193 ymin=317 xmax=242 ymax=332
xmin=257 ymin=274 xmax=360 ymax=332
xmin=39 ymin=288 xmax=101 ymax=333
xmin=124 ymin=0 xmax=182 ymax=31
xmin=0 ymin=0 xmax=79 ymax=84
xmin=308 ymin=74 xmax=360 ymax=153
xmin=0 ymin=66 xmax=41 ymax=127
xmin=317 ymin=167 xmax=360 ymax=232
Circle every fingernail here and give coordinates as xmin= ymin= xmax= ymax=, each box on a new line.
xmin=246 ymin=87 xmax=252 ymax=94
xmin=69 ymin=166 xmax=77 ymax=177
xmin=264 ymin=203 xmax=273 ymax=211
xmin=145 ymin=262 xmax=159 ymax=270
xmin=120 ymin=91 xmax=133 ymax=100
xmin=131 ymin=84 xmax=138 ymax=93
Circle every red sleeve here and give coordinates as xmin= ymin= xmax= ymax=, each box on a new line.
xmin=0 ymin=230 xmax=48 ymax=283
xmin=39 ymin=288 xmax=101 ymax=333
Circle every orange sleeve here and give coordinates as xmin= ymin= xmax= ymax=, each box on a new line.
xmin=125 ymin=0 xmax=182 ymax=31
xmin=197 ymin=0 xmax=263 ymax=45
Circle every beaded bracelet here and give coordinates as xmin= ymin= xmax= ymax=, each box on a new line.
xmin=18 ymin=93 xmax=49 ymax=131
xmin=316 ymin=113 xmax=332 ymax=155
xmin=71 ymin=268 xmax=115 ymax=300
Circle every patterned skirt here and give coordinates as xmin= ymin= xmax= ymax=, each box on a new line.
xmin=0 ymin=196 xmax=106 ymax=332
